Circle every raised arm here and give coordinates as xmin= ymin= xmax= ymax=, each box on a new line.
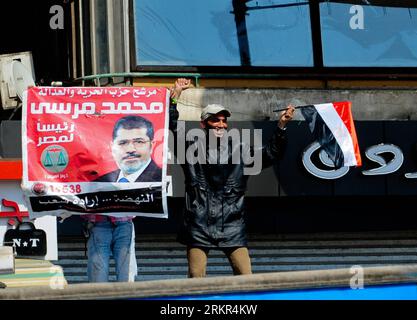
xmin=245 ymin=105 xmax=295 ymax=173
xmin=264 ymin=105 xmax=295 ymax=163
xmin=169 ymin=78 xmax=192 ymax=133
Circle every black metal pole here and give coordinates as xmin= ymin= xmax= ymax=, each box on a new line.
xmin=273 ymin=105 xmax=311 ymax=112
xmin=232 ymin=0 xmax=252 ymax=66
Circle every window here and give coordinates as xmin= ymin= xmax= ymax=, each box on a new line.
xmin=133 ymin=0 xmax=313 ymax=67
xmin=320 ymin=2 xmax=417 ymax=67
xmin=131 ymin=0 xmax=417 ymax=71
xmin=245 ymin=0 xmax=313 ymax=66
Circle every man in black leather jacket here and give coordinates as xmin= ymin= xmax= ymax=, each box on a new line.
xmin=170 ymin=78 xmax=295 ymax=277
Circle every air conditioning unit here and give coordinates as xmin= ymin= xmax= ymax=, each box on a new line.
xmin=0 ymin=51 xmax=36 ymax=110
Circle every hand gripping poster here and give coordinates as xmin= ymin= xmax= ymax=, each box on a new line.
xmin=21 ymin=87 xmax=170 ymax=219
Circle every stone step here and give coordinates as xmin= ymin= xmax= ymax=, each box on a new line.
xmin=54 ymin=232 xmax=417 ymax=284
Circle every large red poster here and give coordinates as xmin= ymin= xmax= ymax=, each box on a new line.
xmin=21 ymin=87 xmax=169 ymax=218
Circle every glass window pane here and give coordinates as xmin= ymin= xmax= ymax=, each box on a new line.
xmin=133 ymin=0 xmax=239 ymax=66
xmin=246 ymin=0 xmax=313 ymax=66
xmin=133 ymin=0 xmax=313 ymax=67
xmin=320 ymin=2 xmax=417 ymax=67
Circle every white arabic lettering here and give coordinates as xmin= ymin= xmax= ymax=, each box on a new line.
xmin=37 ymin=133 xmax=74 ymax=147
xmin=73 ymin=102 xmax=96 ymax=119
xmin=101 ymin=102 xmax=163 ymax=114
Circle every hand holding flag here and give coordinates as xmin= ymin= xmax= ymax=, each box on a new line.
xmin=278 ymin=105 xmax=296 ymax=129
xmin=275 ymin=101 xmax=362 ymax=169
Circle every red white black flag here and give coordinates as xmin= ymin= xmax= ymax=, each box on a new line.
xmin=301 ymin=101 xmax=362 ymax=168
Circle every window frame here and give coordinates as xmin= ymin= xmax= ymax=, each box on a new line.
xmin=129 ymin=0 xmax=417 ymax=79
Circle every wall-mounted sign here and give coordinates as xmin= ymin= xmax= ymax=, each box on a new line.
xmin=302 ymin=142 xmax=415 ymax=180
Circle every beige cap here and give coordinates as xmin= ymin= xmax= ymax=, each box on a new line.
xmin=200 ymin=104 xmax=231 ymax=121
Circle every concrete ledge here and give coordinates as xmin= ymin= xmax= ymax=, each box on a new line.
xmin=177 ymin=88 xmax=417 ymax=121
xmin=1 ymin=264 xmax=417 ymax=300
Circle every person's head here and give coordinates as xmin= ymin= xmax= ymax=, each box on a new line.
xmin=111 ymin=116 xmax=154 ymax=175
xmin=200 ymin=104 xmax=231 ymax=138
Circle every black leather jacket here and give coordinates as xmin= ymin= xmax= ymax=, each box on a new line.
xmin=170 ymin=103 xmax=287 ymax=248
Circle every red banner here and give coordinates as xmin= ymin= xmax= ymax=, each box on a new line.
xmin=22 ymin=87 xmax=169 ymax=218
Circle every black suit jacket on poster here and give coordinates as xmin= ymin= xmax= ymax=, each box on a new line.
xmin=94 ymin=160 xmax=162 ymax=182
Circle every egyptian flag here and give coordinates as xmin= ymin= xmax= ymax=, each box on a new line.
xmin=301 ymin=101 xmax=362 ymax=168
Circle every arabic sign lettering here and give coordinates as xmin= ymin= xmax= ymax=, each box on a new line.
xmin=21 ymin=87 xmax=169 ymax=219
